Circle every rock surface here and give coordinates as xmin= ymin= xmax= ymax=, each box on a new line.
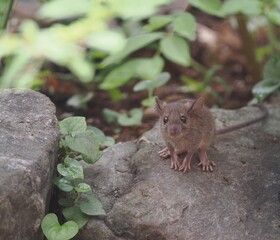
xmin=78 ymin=104 xmax=280 ymax=240
xmin=0 ymin=89 xmax=59 ymax=240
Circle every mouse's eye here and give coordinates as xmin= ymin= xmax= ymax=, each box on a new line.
xmin=180 ymin=115 xmax=186 ymax=123
xmin=163 ymin=116 xmax=168 ymax=124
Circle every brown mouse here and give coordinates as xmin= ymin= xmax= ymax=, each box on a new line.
xmin=155 ymin=97 xmax=268 ymax=172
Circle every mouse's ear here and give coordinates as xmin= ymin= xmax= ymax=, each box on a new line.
xmin=188 ymin=97 xmax=204 ymax=113
xmin=155 ymin=97 xmax=166 ymax=115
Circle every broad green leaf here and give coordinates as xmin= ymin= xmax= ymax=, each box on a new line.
xmin=111 ymin=0 xmax=172 ymax=20
xmin=37 ymin=0 xmax=90 ymax=20
xmin=68 ymin=56 xmax=94 ymax=83
xmin=133 ymin=72 xmax=170 ymax=92
xmin=144 ymin=15 xmax=174 ymax=31
xmin=63 ymin=206 xmax=91 ymax=229
xmin=266 ymin=10 xmax=280 ymax=25
xmin=0 ymin=50 xmax=32 ymax=88
xmin=263 ymin=54 xmax=280 ymax=80
xmin=87 ymin=126 xmax=107 ymax=144
xmin=252 ymin=78 xmax=280 ymax=101
xmin=135 ymin=56 xmax=164 ymax=79
xmin=160 ymin=35 xmax=190 ymax=66
xmin=102 ymin=109 xmax=120 ymax=124
xmin=252 ymin=54 xmax=280 ymax=101
xmin=79 ymin=196 xmax=106 ymax=217
xmin=100 ymin=60 xmax=139 ymax=90
xmin=102 ymin=32 xmax=164 ymax=66
xmin=57 ymin=157 xmax=84 ymax=179
xmin=65 ymin=130 xmax=101 ymax=164
xmin=86 ymin=31 xmax=126 ymax=54
xmin=220 ymin=0 xmax=262 ymax=16
xmin=66 ymin=92 xmax=94 ymax=110
xmin=54 ymin=177 xmax=74 ymax=192
xmin=118 ymin=108 xmax=143 ymax=126
xmin=103 ymin=136 xmax=115 ymax=147
xmin=173 ymin=13 xmax=196 ymax=41
xmin=59 ymin=117 xmax=87 ymax=136
xmin=188 ymin=0 xmax=222 ymax=16
xmin=41 ymin=213 xmax=78 ymax=240
xmin=74 ymin=183 xmax=92 ymax=193
xmin=142 ymin=97 xmax=156 ymax=107
xmin=155 ymin=72 xmax=170 ymax=87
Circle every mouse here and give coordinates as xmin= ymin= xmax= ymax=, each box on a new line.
xmin=154 ymin=97 xmax=268 ymax=173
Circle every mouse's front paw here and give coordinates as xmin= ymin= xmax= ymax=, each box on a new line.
xmin=158 ymin=147 xmax=170 ymax=158
xmin=198 ymin=160 xmax=215 ymax=172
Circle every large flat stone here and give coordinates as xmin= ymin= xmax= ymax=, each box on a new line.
xmin=77 ymin=104 xmax=280 ymax=240
xmin=0 ymin=89 xmax=59 ymax=240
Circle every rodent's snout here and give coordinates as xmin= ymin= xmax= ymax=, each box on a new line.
xmin=168 ymin=126 xmax=180 ymax=137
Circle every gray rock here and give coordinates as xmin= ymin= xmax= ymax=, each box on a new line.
xmin=78 ymin=104 xmax=280 ymax=240
xmin=0 ymin=89 xmax=59 ymax=240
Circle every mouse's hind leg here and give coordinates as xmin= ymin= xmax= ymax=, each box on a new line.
xmin=197 ymin=148 xmax=215 ymax=171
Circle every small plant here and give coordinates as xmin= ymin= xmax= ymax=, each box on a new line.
xmin=103 ymin=108 xmax=143 ymax=127
xmin=252 ymin=53 xmax=280 ymax=101
xmin=41 ymin=116 xmax=113 ymax=240
xmin=180 ymin=65 xmax=229 ymax=104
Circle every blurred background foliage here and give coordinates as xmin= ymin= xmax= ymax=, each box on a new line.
xmin=0 ymin=0 xmax=280 ymax=132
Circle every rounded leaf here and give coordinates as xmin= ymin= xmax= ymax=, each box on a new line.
xmin=59 ymin=117 xmax=87 ymax=136
xmin=160 ymin=35 xmax=190 ymax=66
xmin=41 ymin=213 xmax=78 ymax=240
xmin=173 ymin=13 xmax=196 ymax=41
xmin=79 ymin=196 xmax=106 ymax=217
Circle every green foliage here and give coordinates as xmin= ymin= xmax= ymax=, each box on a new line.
xmin=181 ymin=65 xmax=229 ymax=103
xmin=42 ymin=117 xmax=110 ymax=239
xmin=252 ymin=54 xmax=280 ymax=101
xmin=41 ymin=213 xmax=78 ymax=240
xmin=0 ymin=0 xmax=14 ymax=30
xmin=103 ymin=108 xmax=143 ymax=126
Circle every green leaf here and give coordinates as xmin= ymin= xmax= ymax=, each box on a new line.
xmin=57 ymin=157 xmax=84 ymax=179
xmin=79 ymin=196 xmax=106 ymax=217
xmin=41 ymin=213 xmax=78 ymax=240
xmin=102 ymin=32 xmax=164 ymax=66
xmin=102 ymin=109 xmax=120 ymax=124
xmin=220 ymin=0 xmax=262 ymax=16
xmin=160 ymin=35 xmax=190 ymax=66
xmin=118 ymin=108 xmax=143 ymax=126
xmin=263 ymin=54 xmax=280 ymax=80
xmin=252 ymin=55 xmax=280 ymax=101
xmin=65 ymin=130 xmax=101 ymax=164
xmin=133 ymin=72 xmax=170 ymax=92
xmin=66 ymin=92 xmax=94 ymax=110
xmin=75 ymin=183 xmax=92 ymax=193
xmin=173 ymin=13 xmax=196 ymax=41
xmin=54 ymin=177 xmax=74 ymax=192
xmin=37 ymin=0 xmax=90 ymax=20
xmin=86 ymin=31 xmax=126 ymax=54
xmin=252 ymin=78 xmax=280 ymax=101
xmin=144 ymin=15 xmax=174 ymax=31
xmin=141 ymin=97 xmax=156 ymax=107
xmin=86 ymin=126 xmax=107 ymax=144
xmin=135 ymin=56 xmax=164 ymax=79
xmin=267 ymin=10 xmax=280 ymax=25
xmin=188 ymin=0 xmax=222 ymax=16
xmin=100 ymin=60 xmax=139 ymax=90
xmin=59 ymin=117 xmax=87 ymax=137
xmin=63 ymin=206 xmax=91 ymax=229
xmin=58 ymin=198 xmax=73 ymax=207
xmin=111 ymin=0 xmax=172 ymax=20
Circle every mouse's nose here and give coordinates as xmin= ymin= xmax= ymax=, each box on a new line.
xmin=170 ymin=126 xmax=179 ymax=136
